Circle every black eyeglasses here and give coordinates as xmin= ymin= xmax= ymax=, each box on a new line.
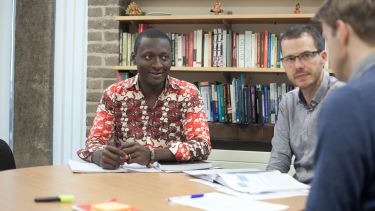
xmin=280 ymin=50 xmax=322 ymax=65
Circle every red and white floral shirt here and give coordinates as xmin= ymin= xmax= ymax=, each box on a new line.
xmin=77 ymin=75 xmax=211 ymax=162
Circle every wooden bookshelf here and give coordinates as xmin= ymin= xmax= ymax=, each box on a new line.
xmin=114 ymin=11 xmax=321 ymax=148
xmin=209 ymin=122 xmax=274 ymax=151
xmin=209 ymin=122 xmax=274 ymax=143
xmin=115 ymin=13 xmax=314 ymax=24
xmin=113 ymin=65 xmax=286 ymax=73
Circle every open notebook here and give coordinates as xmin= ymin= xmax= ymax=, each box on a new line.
xmin=185 ymin=169 xmax=309 ymax=194
xmin=68 ymin=160 xmax=213 ymax=173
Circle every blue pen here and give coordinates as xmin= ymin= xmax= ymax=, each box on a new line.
xmin=191 ymin=194 xmax=204 ymax=198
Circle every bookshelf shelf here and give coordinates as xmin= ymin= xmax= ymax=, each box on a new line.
xmin=115 ymin=13 xmax=314 ymax=24
xmin=114 ymin=66 xmax=334 ymax=74
xmin=113 ymin=66 xmax=286 ymax=73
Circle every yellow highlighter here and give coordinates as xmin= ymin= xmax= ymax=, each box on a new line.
xmin=34 ymin=194 xmax=75 ymax=203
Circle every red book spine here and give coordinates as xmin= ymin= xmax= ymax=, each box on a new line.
xmin=263 ymin=31 xmax=268 ymax=68
xmin=257 ymin=32 xmax=261 ymax=68
xmin=232 ymin=32 xmax=237 ymax=67
xmin=188 ymin=31 xmax=194 ymax=67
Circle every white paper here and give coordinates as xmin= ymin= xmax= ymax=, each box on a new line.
xmin=216 ymin=185 xmax=309 ymax=200
xmin=185 ymin=168 xmax=260 ymax=182
xmin=190 ymin=178 xmax=309 ymax=200
xmin=168 ymin=192 xmax=288 ymax=211
xmin=68 ymin=160 xmax=213 ymax=173
xmin=68 ymin=160 xmax=128 ymax=173
xmin=68 ymin=160 xmax=159 ymax=173
xmin=216 ymin=171 xmax=309 ymax=194
xmin=157 ymin=161 xmax=213 ymax=172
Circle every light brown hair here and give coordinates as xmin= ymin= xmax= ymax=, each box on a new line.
xmin=314 ymin=0 xmax=375 ymax=46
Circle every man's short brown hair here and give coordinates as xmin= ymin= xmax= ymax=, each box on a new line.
xmin=314 ymin=0 xmax=375 ymax=46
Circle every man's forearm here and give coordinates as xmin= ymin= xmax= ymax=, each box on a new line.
xmin=154 ymin=149 xmax=175 ymax=162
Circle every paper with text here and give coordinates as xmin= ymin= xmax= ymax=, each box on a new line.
xmin=216 ymin=171 xmax=309 ymax=194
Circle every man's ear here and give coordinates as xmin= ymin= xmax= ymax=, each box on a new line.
xmin=320 ymin=50 xmax=328 ymax=63
xmin=336 ymin=19 xmax=349 ymax=46
xmin=131 ymin=52 xmax=136 ymax=64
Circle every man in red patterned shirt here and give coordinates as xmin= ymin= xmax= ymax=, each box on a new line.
xmin=77 ymin=29 xmax=211 ymax=169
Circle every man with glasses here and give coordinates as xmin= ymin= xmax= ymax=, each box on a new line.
xmin=266 ymin=24 xmax=344 ymax=184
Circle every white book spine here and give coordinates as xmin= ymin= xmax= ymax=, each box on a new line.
xmin=203 ymin=33 xmax=209 ymax=67
xmin=195 ymin=29 xmax=203 ymax=67
xmin=244 ymin=31 xmax=252 ymax=68
xmin=238 ymin=34 xmax=245 ymax=68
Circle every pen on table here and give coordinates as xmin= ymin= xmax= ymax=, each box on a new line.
xmin=190 ymin=194 xmax=204 ymax=198
xmin=168 ymin=193 xmax=204 ymax=202
xmin=34 ymin=194 xmax=74 ymax=203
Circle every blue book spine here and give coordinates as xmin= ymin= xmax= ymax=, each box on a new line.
xmin=263 ymin=86 xmax=268 ymax=123
xmin=216 ymin=84 xmax=222 ymax=122
xmin=268 ymin=32 xmax=271 ymax=68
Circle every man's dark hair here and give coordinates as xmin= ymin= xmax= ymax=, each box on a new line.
xmin=280 ymin=24 xmax=325 ymax=53
xmin=134 ymin=28 xmax=172 ymax=53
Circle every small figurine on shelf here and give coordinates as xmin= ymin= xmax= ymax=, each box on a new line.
xmin=125 ymin=1 xmax=144 ymax=16
xmin=294 ymin=2 xmax=301 ymax=14
xmin=210 ymin=0 xmax=223 ymax=15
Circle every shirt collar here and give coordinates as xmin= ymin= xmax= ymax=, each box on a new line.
xmin=124 ymin=74 xmax=180 ymax=91
xmin=350 ymin=52 xmax=375 ymax=81
xmin=298 ymin=71 xmax=331 ymax=108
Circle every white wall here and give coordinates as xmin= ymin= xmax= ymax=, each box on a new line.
xmin=208 ymin=149 xmax=296 ymax=175
xmin=0 ymin=0 xmax=16 ymax=147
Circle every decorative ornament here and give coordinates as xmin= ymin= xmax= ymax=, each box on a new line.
xmin=125 ymin=1 xmax=145 ymax=16
xmin=294 ymin=2 xmax=301 ymax=14
xmin=210 ymin=0 xmax=223 ymax=15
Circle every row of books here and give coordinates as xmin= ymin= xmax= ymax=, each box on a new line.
xmin=195 ymin=76 xmax=294 ymax=124
xmin=119 ymin=24 xmax=151 ymax=66
xmin=115 ymin=72 xmax=293 ymax=124
xmin=119 ymin=27 xmax=282 ymax=69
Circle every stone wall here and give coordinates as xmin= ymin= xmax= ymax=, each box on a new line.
xmin=86 ymin=0 xmax=128 ymax=133
xmin=13 ymin=0 xmax=54 ymax=167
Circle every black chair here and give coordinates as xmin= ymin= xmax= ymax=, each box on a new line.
xmin=0 ymin=139 xmax=16 ymax=171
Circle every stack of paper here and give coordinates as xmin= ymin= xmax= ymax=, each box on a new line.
xmin=156 ymin=161 xmax=213 ymax=172
xmin=68 ymin=160 xmax=158 ymax=173
xmin=185 ymin=168 xmax=260 ymax=182
xmin=185 ymin=168 xmax=309 ymax=199
xmin=68 ymin=160 xmax=213 ymax=173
